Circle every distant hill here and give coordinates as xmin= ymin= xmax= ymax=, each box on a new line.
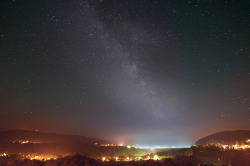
xmin=0 ymin=130 xmax=147 ymax=157
xmin=195 ymin=130 xmax=250 ymax=145
xmin=0 ymin=129 xmax=101 ymax=145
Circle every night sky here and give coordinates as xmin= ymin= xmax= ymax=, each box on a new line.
xmin=0 ymin=0 xmax=249 ymax=145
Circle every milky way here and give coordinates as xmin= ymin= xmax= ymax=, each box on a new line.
xmin=0 ymin=0 xmax=249 ymax=145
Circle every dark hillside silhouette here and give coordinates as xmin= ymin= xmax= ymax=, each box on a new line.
xmin=195 ymin=130 xmax=250 ymax=145
xmin=0 ymin=129 xmax=101 ymax=144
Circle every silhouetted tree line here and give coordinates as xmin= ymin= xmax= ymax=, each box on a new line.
xmin=0 ymin=145 xmax=250 ymax=166
xmin=1 ymin=149 xmax=250 ymax=166
xmin=0 ymin=154 xmax=201 ymax=166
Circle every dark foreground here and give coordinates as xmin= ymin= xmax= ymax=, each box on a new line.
xmin=0 ymin=155 xmax=206 ymax=166
xmin=0 ymin=152 xmax=250 ymax=166
xmin=1 ymin=145 xmax=250 ymax=166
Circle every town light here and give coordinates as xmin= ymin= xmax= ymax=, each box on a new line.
xmin=153 ymin=155 xmax=160 ymax=160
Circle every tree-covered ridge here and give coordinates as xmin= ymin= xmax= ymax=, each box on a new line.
xmin=0 ymin=129 xmax=101 ymax=144
xmin=195 ymin=130 xmax=250 ymax=145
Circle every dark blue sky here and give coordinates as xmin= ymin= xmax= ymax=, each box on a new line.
xmin=0 ymin=0 xmax=249 ymax=145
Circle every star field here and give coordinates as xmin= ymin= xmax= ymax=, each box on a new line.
xmin=0 ymin=0 xmax=249 ymax=145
